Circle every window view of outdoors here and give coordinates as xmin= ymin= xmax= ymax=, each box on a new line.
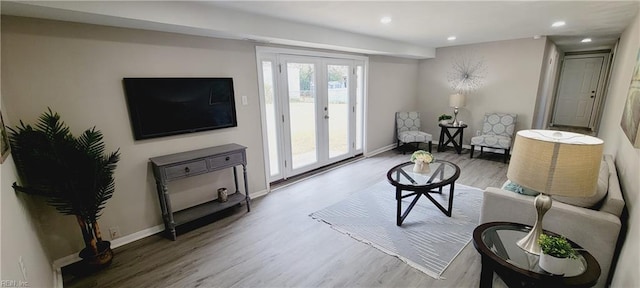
xmin=262 ymin=61 xmax=280 ymax=176
xmin=327 ymin=65 xmax=349 ymax=158
xmin=287 ymin=63 xmax=318 ymax=169
xmin=263 ymin=60 xmax=361 ymax=178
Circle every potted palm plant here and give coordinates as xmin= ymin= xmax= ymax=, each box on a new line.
xmin=8 ymin=109 xmax=120 ymax=270
xmin=538 ymin=234 xmax=578 ymax=275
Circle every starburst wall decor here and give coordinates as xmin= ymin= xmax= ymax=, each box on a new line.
xmin=447 ymin=55 xmax=488 ymax=94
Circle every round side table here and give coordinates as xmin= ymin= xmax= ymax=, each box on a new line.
xmin=472 ymin=222 xmax=600 ymax=288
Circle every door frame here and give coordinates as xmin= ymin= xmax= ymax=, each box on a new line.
xmin=549 ymin=51 xmax=612 ymax=131
xmin=255 ymin=46 xmax=369 ymax=189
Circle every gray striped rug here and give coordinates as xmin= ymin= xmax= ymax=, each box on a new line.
xmin=310 ymin=180 xmax=482 ymax=279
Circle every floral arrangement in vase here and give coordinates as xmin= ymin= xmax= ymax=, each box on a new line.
xmin=410 ymin=150 xmax=434 ymax=174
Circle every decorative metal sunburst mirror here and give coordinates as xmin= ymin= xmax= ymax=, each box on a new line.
xmin=447 ymin=55 xmax=488 ymax=94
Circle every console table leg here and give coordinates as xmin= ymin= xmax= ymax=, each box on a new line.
xmin=243 ymin=165 xmax=250 ymax=212
xmin=233 ymin=166 xmax=240 ymax=194
xmin=159 ymin=182 xmax=177 ymax=241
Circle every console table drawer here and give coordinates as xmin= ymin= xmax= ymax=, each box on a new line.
xmin=208 ymin=152 xmax=244 ymax=169
xmin=165 ymin=160 xmax=208 ymax=180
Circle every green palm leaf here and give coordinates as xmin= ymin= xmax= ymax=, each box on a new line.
xmin=8 ymin=108 xmax=120 ymax=254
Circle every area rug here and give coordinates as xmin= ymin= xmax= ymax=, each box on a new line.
xmin=310 ymin=180 xmax=483 ymax=279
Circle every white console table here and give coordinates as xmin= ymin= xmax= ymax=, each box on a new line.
xmin=150 ymin=143 xmax=250 ymax=240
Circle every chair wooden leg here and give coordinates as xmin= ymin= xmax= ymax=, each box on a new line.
xmin=470 ymin=145 xmax=475 ymax=158
xmin=428 ymin=141 xmax=432 ymax=153
xmin=504 ymin=148 xmax=510 ymax=163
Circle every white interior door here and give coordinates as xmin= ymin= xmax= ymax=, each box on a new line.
xmin=258 ymin=51 xmax=364 ymax=182
xmin=552 ymin=56 xmax=604 ymax=127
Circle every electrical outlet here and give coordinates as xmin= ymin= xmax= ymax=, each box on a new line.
xmin=476 ymin=130 xmax=481 ymax=136
xmin=241 ymin=95 xmax=248 ymax=105
xmin=109 ymin=226 xmax=120 ymax=239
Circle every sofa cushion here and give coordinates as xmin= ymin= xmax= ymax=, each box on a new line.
xmin=502 ymin=159 xmax=609 ymax=208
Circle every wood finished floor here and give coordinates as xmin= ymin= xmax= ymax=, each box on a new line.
xmin=63 ymin=147 xmax=509 ymax=288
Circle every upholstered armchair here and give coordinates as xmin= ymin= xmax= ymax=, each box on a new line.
xmin=396 ymin=111 xmax=432 ymax=154
xmin=470 ymin=112 xmax=517 ymax=163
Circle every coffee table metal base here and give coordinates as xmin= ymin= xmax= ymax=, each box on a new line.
xmin=395 ymin=184 xmax=454 ymax=226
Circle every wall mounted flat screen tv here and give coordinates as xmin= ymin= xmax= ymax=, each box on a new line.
xmin=123 ymin=78 xmax=237 ymax=140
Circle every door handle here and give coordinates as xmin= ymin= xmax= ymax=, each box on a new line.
xmin=590 ymin=95 xmax=595 ymax=98
xmin=324 ymin=115 xmax=329 ymax=119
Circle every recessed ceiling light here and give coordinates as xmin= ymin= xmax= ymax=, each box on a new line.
xmin=552 ymin=21 xmax=566 ymax=27
xmin=447 ymin=36 xmax=457 ymax=41
xmin=380 ymin=16 xmax=392 ymax=24
xmin=581 ymin=38 xmax=592 ymax=43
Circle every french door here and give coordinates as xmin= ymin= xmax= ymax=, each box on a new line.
xmin=258 ymin=50 xmax=366 ymax=182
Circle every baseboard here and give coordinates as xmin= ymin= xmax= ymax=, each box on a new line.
xmin=364 ymin=144 xmax=396 ymax=157
xmin=250 ymin=189 xmax=269 ymax=199
xmin=110 ymin=224 xmax=165 ymax=249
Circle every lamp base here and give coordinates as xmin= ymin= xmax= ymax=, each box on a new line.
xmin=517 ymin=193 xmax=552 ymax=254
xmin=452 ymin=107 xmax=459 ymax=126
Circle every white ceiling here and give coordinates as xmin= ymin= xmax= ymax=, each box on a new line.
xmin=2 ymin=1 xmax=639 ymax=58
xmin=209 ymin=1 xmax=639 ymax=50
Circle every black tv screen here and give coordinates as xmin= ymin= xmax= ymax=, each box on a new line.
xmin=123 ymin=78 xmax=237 ymax=140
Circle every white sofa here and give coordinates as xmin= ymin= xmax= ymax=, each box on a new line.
xmin=479 ymin=154 xmax=624 ymax=288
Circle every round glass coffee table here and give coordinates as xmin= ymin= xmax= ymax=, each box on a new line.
xmin=473 ymin=222 xmax=600 ymax=288
xmin=386 ymin=160 xmax=460 ymax=226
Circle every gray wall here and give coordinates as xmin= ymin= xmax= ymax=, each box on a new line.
xmin=0 ymin=16 xmax=418 ymax=262
xmin=365 ymin=56 xmax=419 ymax=153
xmin=417 ymin=38 xmax=547 ymax=145
xmin=0 ymin=130 xmax=54 ymax=288
xmin=599 ymin=8 xmax=640 ymax=287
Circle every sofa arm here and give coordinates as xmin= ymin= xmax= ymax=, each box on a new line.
xmin=480 ymin=187 xmax=621 ymax=288
xmin=601 ymin=154 xmax=625 ymax=217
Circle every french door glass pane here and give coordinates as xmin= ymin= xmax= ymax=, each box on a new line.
xmin=262 ymin=61 xmax=280 ymax=176
xmin=356 ymin=65 xmax=364 ymax=151
xmin=287 ymin=63 xmax=317 ymax=169
xmin=327 ymin=64 xmax=349 ymax=158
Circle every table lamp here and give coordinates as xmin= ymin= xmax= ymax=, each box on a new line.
xmin=449 ymin=93 xmax=466 ymax=126
xmin=506 ymin=130 xmax=603 ymax=254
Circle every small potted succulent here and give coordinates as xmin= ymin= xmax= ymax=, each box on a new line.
xmin=538 ymin=234 xmax=578 ymax=275
xmin=410 ymin=150 xmax=434 ymax=174
xmin=438 ymin=114 xmax=453 ymax=125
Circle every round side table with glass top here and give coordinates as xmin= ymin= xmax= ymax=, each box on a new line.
xmin=472 ymin=222 xmax=600 ymax=288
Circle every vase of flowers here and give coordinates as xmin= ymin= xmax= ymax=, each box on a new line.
xmin=538 ymin=234 xmax=578 ymax=275
xmin=410 ymin=150 xmax=434 ymax=174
